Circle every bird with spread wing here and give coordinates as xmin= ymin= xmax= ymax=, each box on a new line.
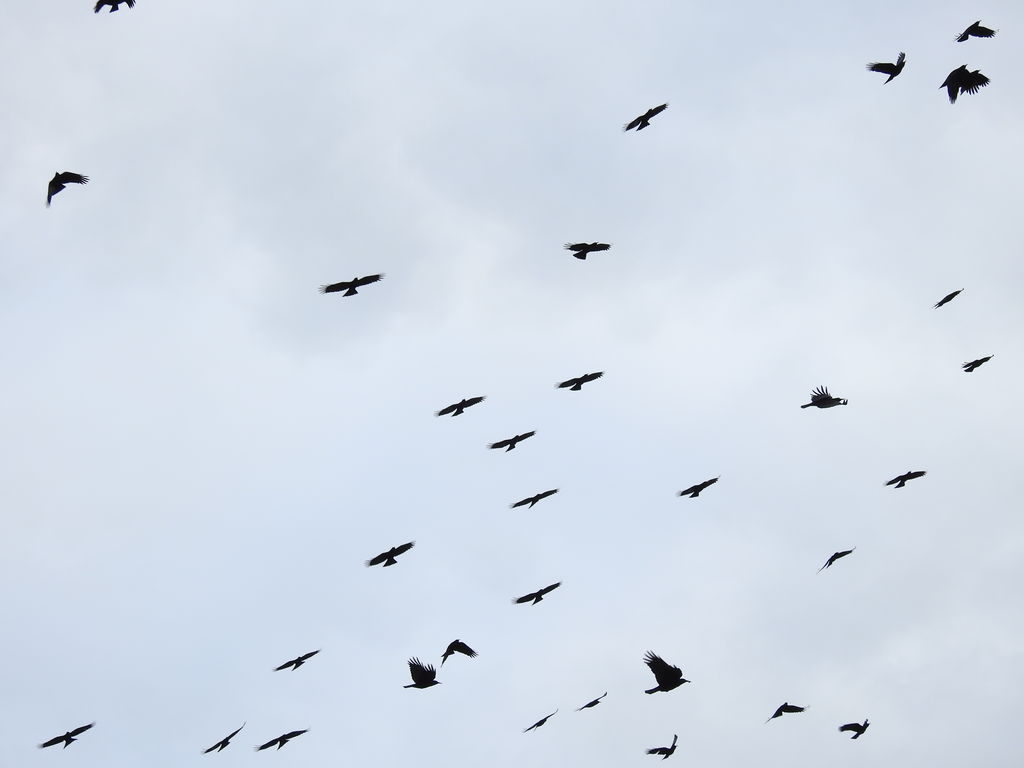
xmin=365 ymin=541 xmax=415 ymax=567
xmin=274 ymin=649 xmax=320 ymax=671
xmin=47 ymin=172 xmax=88 ymax=207
xmin=39 ymin=723 xmax=95 ymax=749
xmin=867 ymin=52 xmax=905 ymax=83
xmin=513 ymin=582 xmax=561 ymax=605
xmin=647 ymin=734 xmax=678 ymax=759
xmin=564 ymin=242 xmax=611 ymax=260
xmin=436 ymin=396 xmax=485 ymax=417
xmin=441 ymin=639 xmax=477 ymax=665
xmin=644 ymin=651 xmax=689 ymax=694
xmin=203 ymin=724 xmax=245 ymax=754
xmin=319 ymin=274 xmax=384 ymax=296
xmin=624 ymin=104 xmax=668 ymax=131
xmin=404 ymin=658 xmax=441 ymax=689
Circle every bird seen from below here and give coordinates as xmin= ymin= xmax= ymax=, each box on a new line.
xmin=523 ymin=710 xmax=558 ymax=732
xmin=489 ymin=431 xmax=536 ymax=451
xmin=557 ymin=371 xmax=604 ymax=390
xmin=46 ymin=172 xmax=88 ymax=207
xmin=274 ymin=649 xmax=320 ymax=671
xmin=646 ymin=734 xmax=678 ymax=759
xmin=564 ymin=242 xmax=611 ymax=260
xmin=644 ymin=651 xmax=689 ymax=694
xmin=435 ymin=396 xmax=485 ymax=417
xmin=255 ymin=731 xmax=307 ymax=751
xmin=319 ymin=273 xmax=384 ymax=296
xmin=511 ymin=489 xmax=559 ymax=509
xmin=38 ymin=723 xmax=95 ymax=749
xmin=839 ymin=719 xmax=870 ymax=739
xmin=624 ymin=103 xmax=668 ymax=131
xmin=365 ymin=541 xmax=415 ymax=567
xmin=956 ymin=20 xmax=997 ymax=42
xmin=800 ymin=386 xmax=848 ymax=409
xmin=934 ymin=289 xmax=963 ymax=308
xmin=963 ymin=355 xmax=993 ymax=372
xmin=513 ymin=582 xmax=561 ymax=605
xmin=766 ymin=703 xmax=807 ymax=723
xmin=404 ymin=658 xmax=441 ymax=689
xmin=203 ymin=724 xmax=245 ymax=754
xmin=94 ymin=0 xmax=135 ymax=12
xmin=678 ymin=477 xmax=719 ymax=498
xmin=577 ymin=692 xmax=607 ymax=710
xmin=818 ymin=548 xmax=855 ymax=572
xmin=440 ymin=639 xmax=477 ymax=665
xmin=867 ymin=51 xmax=906 ymax=83
xmin=886 ymin=470 xmax=926 ymax=488
xmin=941 ymin=65 xmax=990 ymax=103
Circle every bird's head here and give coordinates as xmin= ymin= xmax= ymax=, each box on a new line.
xmin=840 ymin=398 xmax=849 ymax=405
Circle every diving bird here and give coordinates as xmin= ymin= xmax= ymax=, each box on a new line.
xmin=511 ymin=489 xmax=559 ymax=509
xmin=644 ymin=651 xmax=689 ymax=694
xmin=436 ymin=396 xmax=485 ymax=417
xmin=941 ymin=65 xmax=989 ymax=103
xmin=577 ymin=692 xmax=607 ymax=710
xmin=956 ymin=21 xmax=997 ymax=42
xmin=513 ymin=582 xmax=561 ymax=605
xmin=319 ymin=274 xmax=384 ymax=296
xmin=839 ymin=719 xmax=870 ymax=739
xmin=441 ymin=639 xmax=477 ymax=665
xmin=646 ymin=734 xmax=678 ymax=759
xmin=365 ymin=541 xmax=415 ymax=567
xmin=886 ymin=470 xmax=926 ymax=488
xmin=866 ymin=52 xmax=906 ymax=83
xmin=800 ymin=386 xmax=848 ymax=409
xmin=404 ymin=658 xmax=440 ymax=689
xmin=255 ymin=731 xmax=307 ymax=751
xmin=564 ymin=242 xmax=611 ymax=260
xmin=678 ymin=477 xmax=718 ymax=498
xmin=274 ymin=650 xmax=320 ymax=671
xmin=94 ymin=0 xmax=135 ymax=12
xmin=818 ymin=548 xmax=855 ymax=573
xmin=203 ymin=724 xmax=245 ymax=754
xmin=489 ymin=431 xmax=536 ymax=451
xmin=46 ymin=172 xmax=88 ymax=207
xmin=963 ymin=355 xmax=993 ymax=372
xmin=766 ymin=703 xmax=807 ymax=723
xmin=523 ymin=710 xmax=558 ymax=732
xmin=934 ymin=289 xmax=963 ymax=308
xmin=557 ymin=371 xmax=604 ymax=390
xmin=624 ymin=103 xmax=668 ymax=131
xmin=38 ymin=724 xmax=95 ymax=749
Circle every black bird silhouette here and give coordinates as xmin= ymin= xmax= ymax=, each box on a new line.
xmin=511 ymin=489 xmax=559 ymax=509
xmin=766 ymin=703 xmax=807 ymax=723
xmin=678 ymin=477 xmax=719 ymax=498
xmin=436 ymin=396 xmax=485 ymax=416
xmin=956 ymin=21 xmax=996 ymax=42
xmin=941 ymin=65 xmax=990 ymax=103
xmin=867 ymin=52 xmax=906 ymax=83
xmin=800 ymin=386 xmax=848 ymax=409
xmin=274 ymin=649 xmax=320 ymax=671
xmin=934 ymin=289 xmax=963 ymax=308
xmin=319 ymin=274 xmax=384 ymax=296
xmin=564 ymin=242 xmax=611 ymax=260
xmin=94 ymin=0 xmax=135 ymax=12
xmin=963 ymin=355 xmax=993 ymax=372
xmin=886 ymin=470 xmax=926 ymax=488
xmin=624 ymin=103 xmax=668 ymax=131
xmin=366 ymin=541 xmax=415 ymax=567
xmin=513 ymin=582 xmax=561 ymax=605
xmin=557 ymin=371 xmax=604 ymax=390
xmin=646 ymin=734 xmax=678 ymax=759
xmin=441 ymin=639 xmax=477 ymax=665
xmin=523 ymin=710 xmax=558 ymax=732
xmin=818 ymin=548 xmax=855 ymax=573
xmin=404 ymin=658 xmax=441 ymax=688
xmin=203 ymin=723 xmax=245 ymax=754
xmin=489 ymin=431 xmax=536 ymax=451
xmin=255 ymin=731 xmax=307 ymax=751
xmin=576 ymin=692 xmax=607 ymax=710
xmin=38 ymin=723 xmax=95 ymax=749
xmin=839 ymin=719 xmax=870 ymax=739
xmin=46 ymin=172 xmax=88 ymax=207
xmin=644 ymin=651 xmax=689 ymax=694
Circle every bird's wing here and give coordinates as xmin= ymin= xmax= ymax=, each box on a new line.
xmin=623 ymin=115 xmax=643 ymax=131
xmin=810 ymin=386 xmax=831 ymax=402
xmin=464 ymin=396 xmax=485 ymax=408
xmin=557 ymin=377 xmax=581 ymax=388
xmin=563 ymin=243 xmax=586 ymax=251
xmin=517 ymin=431 xmax=537 ymax=441
xmin=226 ymin=724 xmax=245 ymax=740
xmin=355 ymin=273 xmax=385 ymax=287
xmin=678 ymin=484 xmax=699 ymax=496
xmin=511 ymin=497 xmax=532 ymax=508
xmin=298 ymin=650 xmax=320 ymax=662
xmin=436 ymin=403 xmax=456 ymax=416
xmin=56 ymin=172 xmax=88 ymax=185
xmin=591 ymin=244 xmax=611 ymax=251
xmin=539 ymin=582 xmax=561 ymax=596
xmin=393 ymin=541 xmax=415 ymax=556
xmin=38 ymin=736 xmax=65 ymax=749
xmin=282 ymin=730 xmax=307 ymax=740
xmin=319 ymin=280 xmax=352 ymax=294
xmin=274 ymin=659 xmax=295 ymax=671
xmin=256 ymin=739 xmax=278 ymax=751
xmin=514 ymin=591 xmax=538 ymax=604
xmin=962 ymin=71 xmax=990 ymax=93
xmin=538 ymin=489 xmax=559 ymax=501
xmin=582 ymin=371 xmax=604 ymax=383
xmin=408 ymin=658 xmax=434 ymax=684
xmin=867 ymin=62 xmax=897 ymax=75
xmin=838 ymin=723 xmax=858 ymax=733
xmin=885 ymin=475 xmax=902 ymax=486
xmin=896 ymin=52 xmax=905 ymax=65
xmin=489 ymin=437 xmax=512 ymax=449
xmin=907 ymin=471 xmax=926 ymax=480
xmin=68 ymin=724 xmax=95 ymax=738
xmin=645 ymin=652 xmax=682 ymax=686
xmin=452 ymin=640 xmax=477 ymax=657
xmin=365 ymin=552 xmax=388 ymax=566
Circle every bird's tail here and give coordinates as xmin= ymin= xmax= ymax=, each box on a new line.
xmin=800 ymin=403 xmax=812 ymax=409
xmin=644 ymin=686 xmax=659 ymax=694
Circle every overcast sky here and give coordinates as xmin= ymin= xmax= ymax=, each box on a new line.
xmin=2 ymin=1 xmax=1024 ymax=767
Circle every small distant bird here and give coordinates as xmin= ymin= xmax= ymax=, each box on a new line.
xmin=839 ymin=719 xmax=870 ymax=739
xmin=274 ymin=649 xmax=320 ymax=671
xmin=886 ymin=470 xmax=926 ymax=488
xmin=646 ymin=734 xmax=678 ymax=759
xmin=38 ymin=723 xmax=95 ymax=749
xmin=513 ymin=582 xmax=561 ymax=605
xmin=46 ymin=172 xmax=88 ymax=207
xmin=489 ymin=431 xmax=536 ymax=451
xmin=557 ymin=371 xmax=604 ymax=390
xmin=255 ymin=731 xmax=307 ymax=751
xmin=678 ymin=477 xmax=719 ymax=498
xmin=319 ymin=274 xmax=384 ymax=296
xmin=511 ymin=489 xmax=559 ymax=509
xmin=934 ymin=289 xmax=963 ymax=308
xmin=963 ymin=355 xmax=993 ymax=372
xmin=766 ymin=703 xmax=807 ymax=723
xmin=204 ymin=724 xmax=245 ymax=754
xmin=577 ymin=692 xmax=607 ymax=711
xmin=94 ymin=0 xmax=135 ymax=12
xmin=441 ymin=639 xmax=477 ymax=665
xmin=365 ymin=541 xmax=415 ymax=567
xmin=867 ymin=52 xmax=906 ymax=83
xmin=818 ymin=548 xmax=855 ymax=573
xmin=956 ymin=21 xmax=997 ymax=42
xmin=941 ymin=65 xmax=990 ymax=103
xmin=523 ymin=710 xmax=558 ymax=732
xmin=644 ymin=651 xmax=689 ymax=694
xmin=800 ymin=386 xmax=848 ymax=409
xmin=404 ymin=658 xmax=441 ymax=689
xmin=624 ymin=103 xmax=668 ymax=131
xmin=436 ymin=396 xmax=485 ymax=417
xmin=564 ymin=242 xmax=611 ymax=260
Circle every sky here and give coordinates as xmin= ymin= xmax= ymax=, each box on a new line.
xmin=2 ymin=1 xmax=1024 ymax=766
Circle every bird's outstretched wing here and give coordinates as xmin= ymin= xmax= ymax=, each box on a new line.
xmin=577 ymin=692 xmax=607 ymax=710
xmin=539 ymin=582 xmax=561 ymax=596
xmin=489 ymin=437 xmax=512 ymax=450
xmin=319 ymin=279 xmax=353 ymax=294
xmin=867 ymin=62 xmax=897 ymax=75
xmin=449 ymin=640 xmax=477 ymax=658
xmin=645 ymin=651 xmax=683 ymax=688
xmin=38 ymin=736 xmax=66 ymax=749
xmin=355 ymin=273 xmax=385 ymax=288
xmin=961 ymin=70 xmax=990 ymax=94
xmin=408 ymin=658 xmax=436 ymax=685
xmin=934 ymin=289 xmax=963 ymax=308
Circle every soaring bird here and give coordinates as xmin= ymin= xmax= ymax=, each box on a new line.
xmin=441 ymin=639 xmax=477 ymax=665
xmin=941 ymin=65 xmax=990 ymax=103
xmin=404 ymin=658 xmax=441 ymax=689
xmin=646 ymin=734 xmax=678 ymax=759
xmin=818 ymin=548 xmax=855 ymax=573
xmin=577 ymin=692 xmax=607 ymax=711
xmin=203 ymin=724 xmax=245 ymax=754
xmin=46 ymin=172 xmax=88 ymax=207
xmin=38 ymin=723 xmax=95 ymax=749
xmin=867 ymin=52 xmax=906 ymax=83
xmin=839 ymin=719 xmax=870 ymax=739
xmin=274 ymin=649 xmax=320 ymax=671
xmin=644 ymin=651 xmax=689 ymax=694
xmin=800 ymin=386 xmax=848 ymax=409
xmin=523 ymin=710 xmax=558 ymax=732
xmin=489 ymin=431 xmax=536 ymax=452
xmin=956 ymin=21 xmax=997 ymax=42
xmin=557 ymin=371 xmax=604 ymax=390
xmin=678 ymin=477 xmax=718 ymax=498
xmin=766 ymin=703 xmax=807 ymax=723
xmin=624 ymin=103 xmax=668 ymax=131
xmin=436 ymin=396 xmax=485 ymax=417
xmin=94 ymin=0 xmax=135 ymax=12
xmin=511 ymin=489 xmax=559 ymax=509
xmin=255 ymin=731 xmax=307 ymax=751
xmin=963 ymin=355 xmax=993 ymax=372
xmin=934 ymin=289 xmax=963 ymax=308
xmin=319 ymin=274 xmax=384 ymax=296
xmin=564 ymin=242 xmax=611 ymax=260
xmin=886 ymin=470 xmax=926 ymax=488
xmin=365 ymin=541 xmax=415 ymax=567
xmin=513 ymin=582 xmax=561 ymax=605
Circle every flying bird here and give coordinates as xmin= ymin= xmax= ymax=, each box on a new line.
xmin=203 ymin=723 xmax=245 ymax=754
xmin=886 ymin=470 xmax=926 ymax=488
xmin=365 ymin=541 xmax=415 ymax=567
xmin=644 ymin=651 xmax=689 ymax=694
xmin=818 ymin=548 xmax=855 ymax=573
xmin=255 ymin=731 xmax=307 ymax=751
xmin=678 ymin=477 xmax=718 ymax=498
xmin=624 ymin=103 xmax=668 ymax=131
xmin=274 ymin=649 xmax=320 ymax=671
xmin=934 ymin=289 xmax=963 ymax=308
xmin=956 ymin=21 xmax=997 ymax=42
xmin=94 ymin=0 xmax=135 ymax=12
xmin=38 ymin=723 xmax=95 ymax=749
xmin=576 ymin=692 xmax=607 ymax=711
xmin=513 ymin=582 xmax=561 ymax=605
xmin=523 ymin=710 xmax=558 ymax=732
xmin=404 ymin=658 xmax=441 ymax=689
xmin=646 ymin=734 xmax=678 ymax=759
xmin=940 ymin=65 xmax=990 ymax=103
xmin=766 ymin=703 xmax=807 ymax=723
xmin=800 ymin=386 xmax=848 ymax=409
xmin=511 ymin=489 xmax=559 ymax=509
xmin=441 ymin=639 xmax=477 ymax=665
xmin=489 ymin=431 xmax=536 ymax=451
xmin=319 ymin=274 xmax=384 ymax=296
xmin=46 ymin=172 xmax=88 ymax=207
xmin=564 ymin=242 xmax=611 ymax=260
xmin=436 ymin=396 xmax=485 ymax=417
xmin=963 ymin=355 xmax=993 ymax=372
xmin=839 ymin=719 xmax=870 ymax=739
xmin=866 ymin=52 xmax=906 ymax=83
xmin=557 ymin=371 xmax=604 ymax=390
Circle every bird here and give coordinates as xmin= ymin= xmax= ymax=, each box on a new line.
xmin=436 ymin=396 xmax=485 ymax=417
xmin=766 ymin=703 xmax=807 ymax=723
xmin=963 ymin=355 xmax=993 ymax=372
xmin=934 ymin=289 xmax=963 ymax=308
xmin=940 ymin=65 xmax=990 ymax=104
xmin=564 ymin=242 xmax=611 ymax=260
xmin=274 ymin=649 xmax=320 ymax=671
xmin=576 ymin=692 xmax=607 ymax=710
xmin=523 ymin=710 xmax=558 ymax=732
xmin=839 ymin=719 xmax=870 ymax=739
xmin=956 ymin=21 xmax=997 ymax=42
xmin=624 ymin=103 xmax=668 ymax=131
xmin=440 ymin=639 xmax=477 ymax=665
xmin=203 ymin=724 xmax=245 ymax=754
xmin=557 ymin=371 xmax=604 ymax=390
xmin=513 ymin=582 xmax=561 ymax=605
xmin=489 ymin=431 xmax=536 ymax=451
xmin=38 ymin=723 xmax=95 ymax=749
xmin=511 ymin=489 xmax=559 ymax=509
xmin=46 ymin=172 xmax=88 ymax=207
xmin=866 ymin=52 xmax=906 ymax=83
xmin=94 ymin=0 xmax=135 ymax=12
xmin=818 ymin=548 xmax=855 ymax=573
xmin=255 ymin=731 xmax=307 ymax=751
xmin=800 ymin=386 xmax=848 ymax=409
xmin=644 ymin=651 xmax=689 ymax=694
xmin=319 ymin=274 xmax=384 ymax=296
xmin=646 ymin=734 xmax=678 ymax=759
xmin=678 ymin=477 xmax=719 ymax=498
xmin=886 ymin=470 xmax=926 ymax=488
xmin=404 ymin=658 xmax=441 ymax=689
xmin=365 ymin=541 xmax=415 ymax=567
